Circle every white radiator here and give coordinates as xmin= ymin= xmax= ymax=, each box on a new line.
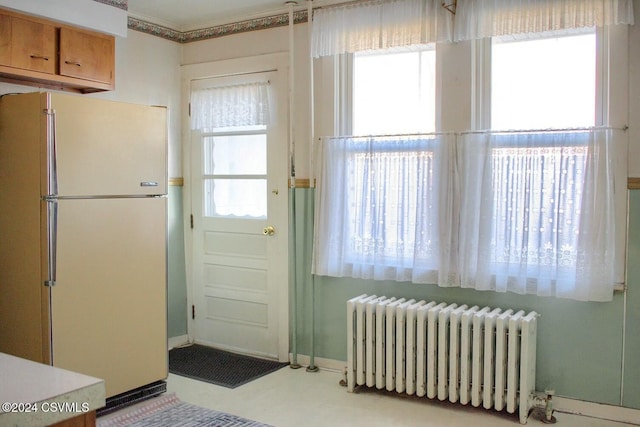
xmin=346 ymin=294 xmax=538 ymax=424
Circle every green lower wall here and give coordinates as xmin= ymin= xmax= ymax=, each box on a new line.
xmin=169 ymin=187 xmax=640 ymax=408
xmin=168 ymin=186 xmax=188 ymax=338
xmin=289 ymin=187 xmax=640 ymax=409
xmin=624 ymin=191 xmax=640 ymax=409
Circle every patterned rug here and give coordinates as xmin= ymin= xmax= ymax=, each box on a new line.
xmin=97 ymin=393 xmax=272 ymax=427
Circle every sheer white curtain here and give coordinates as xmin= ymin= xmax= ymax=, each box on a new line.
xmin=310 ymin=0 xmax=451 ymax=58
xmin=313 ymin=130 xmax=619 ymax=301
xmin=312 ymin=134 xmax=458 ymax=286
xmin=190 ymin=81 xmax=271 ymax=131
xmin=454 ymin=0 xmax=634 ymax=41
xmin=458 ymin=129 xmax=619 ymax=301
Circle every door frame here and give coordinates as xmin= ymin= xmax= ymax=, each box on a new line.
xmin=181 ymin=53 xmax=290 ymax=362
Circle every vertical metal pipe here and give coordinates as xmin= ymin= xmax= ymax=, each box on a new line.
xmin=306 ymin=0 xmax=319 ymax=373
xmin=307 ymin=0 xmax=315 ymax=182
xmin=286 ymin=0 xmax=301 ymax=370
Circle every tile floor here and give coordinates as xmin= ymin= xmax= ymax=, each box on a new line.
xmin=155 ymin=367 xmax=636 ymax=427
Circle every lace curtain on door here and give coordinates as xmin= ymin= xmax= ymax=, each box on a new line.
xmin=190 ymin=81 xmax=271 ymax=131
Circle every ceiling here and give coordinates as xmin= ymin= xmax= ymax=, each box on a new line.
xmin=127 ymin=0 xmax=328 ymax=31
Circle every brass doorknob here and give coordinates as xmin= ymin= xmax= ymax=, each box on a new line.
xmin=263 ymin=226 xmax=275 ymax=236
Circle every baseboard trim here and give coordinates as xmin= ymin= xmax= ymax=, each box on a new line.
xmin=288 ymin=354 xmax=345 ymax=373
xmin=553 ymin=396 xmax=640 ymax=425
xmin=168 ymin=335 xmax=189 ymax=350
xmin=291 ymin=354 xmax=640 ymax=425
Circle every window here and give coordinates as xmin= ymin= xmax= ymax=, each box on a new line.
xmin=461 ymin=29 xmax=619 ymax=300
xmin=312 ymin=0 xmax=630 ymax=301
xmin=491 ymin=31 xmax=597 ymax=129
xmin=315 ymin=47 xmax=444 ymax=284
xmin=353 ymin=47 xmax=436 ymax=135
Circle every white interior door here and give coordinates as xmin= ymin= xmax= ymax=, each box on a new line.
xmin=189 ymin=64 xmax=288 ymax=361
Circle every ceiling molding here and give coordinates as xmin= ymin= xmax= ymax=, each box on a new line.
xmin=127 ymin=17 xmax=183 ymax=42
xmin=94 ymin=0 xmax=313 ymax=43
xmin=93 ymin=0 xmax=128 ymax=11
xmin=128 ymin=9 xmax=308 ymax=43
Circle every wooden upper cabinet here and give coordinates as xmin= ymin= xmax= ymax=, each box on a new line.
xmin=0 ymin=14 xmax=10 ymax=65
xmin=0 ymin=13 xmax=56 ymax=74
xmin=59 ymin=27 xmax=114 ymax=85
xmin=0 ymin=8 xmax=115 ymax=93
xmin=10 ymin=16 xmax=56 ymax=74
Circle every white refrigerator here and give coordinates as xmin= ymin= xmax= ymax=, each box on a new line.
xmin=0 ymin=92 xmax=168 ymax=402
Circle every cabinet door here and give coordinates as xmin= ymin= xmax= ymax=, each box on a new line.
xmin=59 ymin=27 xmax=114 ymax=85
xmin=10 ymin=16 xmax=56 ymax=74
xmin=0 ymin=14 xmax=9 ymax=65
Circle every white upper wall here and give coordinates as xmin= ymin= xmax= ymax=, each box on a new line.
xmin=95 ymin=31 xmax=182 ymax=178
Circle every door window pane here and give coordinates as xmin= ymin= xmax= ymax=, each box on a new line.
xmin=203 ymin=133 xmax=267 ymax=175
xmin=202 ymin=127 xmax=268 ymax=219
xmin=204 ymin=179 xmax=267 ymax=218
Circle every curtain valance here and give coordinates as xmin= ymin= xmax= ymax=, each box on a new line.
xmin=190 ymin=82 xmax=271 ymax=131
xmin=310 ymin=0 xmax=451 ymax=58
xmin=310 ymin=0 xmax=634 ymax=56
xmin=454 ymin=0 xmax=634 ymax=41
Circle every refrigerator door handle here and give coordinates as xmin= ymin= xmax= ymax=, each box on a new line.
xmin=45 ymin=108 xmax=58 ymax=196
xmin=45 ymin=199 xmax=58 ymax=287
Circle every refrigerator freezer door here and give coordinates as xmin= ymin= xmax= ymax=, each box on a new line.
xmin=50 ymin=197 xmax=167 ymax=398
xmin=46 ymin=93 xmax=167 ymax=197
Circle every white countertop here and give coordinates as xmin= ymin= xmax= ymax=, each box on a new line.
xmin=0 ymin=353 xmax=105 ymax=427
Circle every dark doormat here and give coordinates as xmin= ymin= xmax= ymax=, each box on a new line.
xmin=169 ymin=344 xmax=289 ymax=389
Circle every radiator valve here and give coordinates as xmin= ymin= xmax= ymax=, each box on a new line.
xmin=542 ymin=389 xmax=556 ymax=424
xmin=339 ymin=367 xmax=348 ymax=387
xmin=532 ymin=389 xmax=556 ymax=424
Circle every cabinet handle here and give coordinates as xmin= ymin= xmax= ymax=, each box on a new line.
xmin=64 ymin=60 xmax=82 ymax=67
xmin=30 ymin=54 xmax=49 ymax=61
